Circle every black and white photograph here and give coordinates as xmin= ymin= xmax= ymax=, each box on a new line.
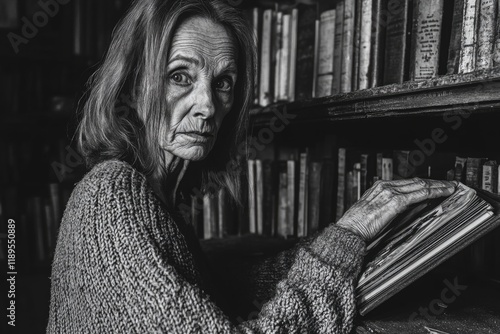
xmin=1 ymin=0 xmax=500 ymax=333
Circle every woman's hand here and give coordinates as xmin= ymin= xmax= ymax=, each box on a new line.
xmin=336 ymin=178 xmax=457 ymax=242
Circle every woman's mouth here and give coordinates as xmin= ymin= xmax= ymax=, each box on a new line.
xmin=179 ymin=131 xmax=214 ymax=142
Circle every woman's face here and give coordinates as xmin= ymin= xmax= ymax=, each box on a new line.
xmin=161 ymin=16 xmax=237 ymax=162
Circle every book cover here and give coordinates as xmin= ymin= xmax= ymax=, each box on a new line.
xmin=370 ymin=0 xmax=386 ymax=87
xmin=476 ymin=0 xmax=497 ymax=70
xmin=447 ymin=0 xmax=465 ymax=74
xmin=383 ymin=0 xmax=413 ymax=85
xmin=295 ymin=3 xmax=319 ymax=101
xmin=357 ymin=183 xmax=500 ymax=315
xmin=458 ymin=0 xmax=480 ymax=73
xmin=409 ymin=0 xmax=444 ymax=81
xmin=332 ymin=0 xmax=345 ymax=95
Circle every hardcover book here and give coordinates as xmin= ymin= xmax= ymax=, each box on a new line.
xmin=357 ymin=183 xmax=500 ymax=315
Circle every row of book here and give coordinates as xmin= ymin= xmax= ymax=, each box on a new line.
xmin=248 ymin=0 xmax=500 ymax=107
xmin=336 ymin=149 xmax=500 ymax=220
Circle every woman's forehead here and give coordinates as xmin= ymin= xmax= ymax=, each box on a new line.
xmin=168 ymin=16 xmax=237 ymax=67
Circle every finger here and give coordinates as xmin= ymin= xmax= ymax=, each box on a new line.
xmin=397 ymin=185 xmax=455 ymax=208
xmin=393 ymin=178 xmax=456 ymax=194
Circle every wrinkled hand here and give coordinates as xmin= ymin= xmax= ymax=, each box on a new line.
xmin=336 ymin=178 xmax=457 ymax=242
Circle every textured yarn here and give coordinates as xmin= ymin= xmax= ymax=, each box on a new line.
xmin=47 ymin=160 xmax=366 ymax=333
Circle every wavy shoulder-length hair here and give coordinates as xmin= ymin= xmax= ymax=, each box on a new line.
xmin=77 ymin=0 xmax=256 ymax=201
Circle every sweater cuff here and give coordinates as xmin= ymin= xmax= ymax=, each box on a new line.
xmin=308 ymin=225 xmax=366 ymax=272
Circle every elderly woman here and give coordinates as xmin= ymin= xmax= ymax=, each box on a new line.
xmin=47 ymin=0 xmax=455 ymax=332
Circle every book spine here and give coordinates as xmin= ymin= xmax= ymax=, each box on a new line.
xmin=358 ymin=0 xmax=373 ymax=90
xmin=259 ymin=9 xmax=273 ymax=106
xmin=447 ymin=0 xmax=465 ymax=74
xmin=494 ymin=1 xmax=500 ymax=67
xmin=370 ymin=0 xmax=386 ymax=87
xmin=481 ymin=161 xmax=498 ymax=193
xmin=203 ymin=194 xmax=212 ymax=239
xmin=252 ymin=7 xmax=261 ymax=105
xmin=279 ymin=13 xmax=291 ymax=101
xmin=262 ymin=160 xmax=275 ymax=236
xmin=217 ymin=188 xmax=227 ymax=238
xmin=383 ymin=0 xmax=412 ymax=84
xmin=288 ymin=9 xmax=298 ymax=102
xmin=287 ymin=159 xmax=296 ymax=237
xmin=336 ymin=148 xmax=346 ymax=222
xmin=360 ymin=154 xmax=368 ymax=193
xmin=297 ymin=152 xmax=309 ymax=237
xmin=476 ymin=0 xmax=497 ymax=70
xmin=454 ymin=156 xmax=467 ymax=182
xmin=341 ymin=0 xmax=356 ymax=93
xmin=274 ymin=11 xmax=283 ymax=102
xmin=316 ymin=9 xmax=336 ymax=98
xmin=410 ymin=0 xmax=444 ymax=81
xmin=465 ymin=157 xmax=484 ymax=188
xmin=255 ymin=159 xmax=264 ymax=235
xmin=295 ymin=4 xmax=318 ymax=101
xmin=247 ymin=159 xmax=256 ymax=234
xmin=458 ymin=0 xmax=480 ymax=73
xmin=308 ymin=161 xmax=322 ymax=234
xmin=382 ymin=158 xmax=394 ymax=180
xmin=312 ymin=18 xmax=321 ymax=98
xmin=332 ymin=1 xmax=345 ymax=95
xmin=277 ymin=169 xmax=288 ymax=238
xmin=352 ymin=0 xmax=363 ymax=92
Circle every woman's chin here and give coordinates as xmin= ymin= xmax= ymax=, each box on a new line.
xmin=174 ymin=147 xmax=211 ymax=161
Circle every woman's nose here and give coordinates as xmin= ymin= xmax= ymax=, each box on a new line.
xmin=192 ymin=81 xmax=216 ymax=119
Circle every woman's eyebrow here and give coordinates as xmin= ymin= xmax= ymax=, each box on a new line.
xmin=168 ymin=54 xmax=199 ymax=65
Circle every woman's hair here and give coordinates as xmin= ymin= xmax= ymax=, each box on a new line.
xmin=77 ymin=0 xmax=256 ymax=201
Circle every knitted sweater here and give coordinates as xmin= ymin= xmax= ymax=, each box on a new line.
xmin=47 ymin=160 xmax=366 ymax=333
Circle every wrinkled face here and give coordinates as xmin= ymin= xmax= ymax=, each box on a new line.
xmin=161 ymin=16 xmax=237 ymax=161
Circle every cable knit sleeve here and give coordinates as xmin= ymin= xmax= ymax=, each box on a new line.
xmin=47 ymin=160 xmax=365 ymax=333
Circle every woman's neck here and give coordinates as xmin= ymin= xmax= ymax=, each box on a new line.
xmin=150 ymin=153 xmax=190 ymax=209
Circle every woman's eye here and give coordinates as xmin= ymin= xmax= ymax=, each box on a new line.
xmin=215 ymin=78 xmax=233 ymax=92
xmin=170 ymin=72 xmax=190 ymax=86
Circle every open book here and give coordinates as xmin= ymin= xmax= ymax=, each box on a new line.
xmin=356 ymin=183 xmax=500 ymax=315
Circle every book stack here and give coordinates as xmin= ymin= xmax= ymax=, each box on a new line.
xmin=246 ymin=0 xmax=500 ymax=106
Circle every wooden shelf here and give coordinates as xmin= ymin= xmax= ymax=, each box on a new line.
xmin=250 ymin=68 xmax=500 ymax=126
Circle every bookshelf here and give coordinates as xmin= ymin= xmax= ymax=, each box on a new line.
xmin=237 ymin=0 xmax=500 ymax=331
